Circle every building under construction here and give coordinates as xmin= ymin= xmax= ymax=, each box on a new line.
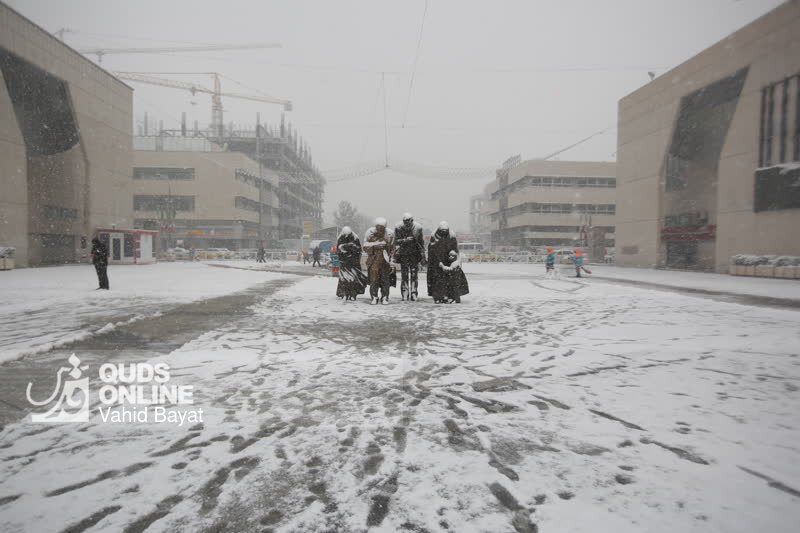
xmin=119 ymin=71 xmax=324 ymax=241
xmin=143 ymin=114 xmax=324 ymax=241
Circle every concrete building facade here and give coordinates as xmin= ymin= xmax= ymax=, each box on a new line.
xmin=469 ymin=181 xmax=497 ymax=248
xmin=157 ymin=118 xmax=325 ymax=240
xmin=0 ymin=2 xmax=133 ymax=267
xmin=616 ymin=0 xmax=800 ymax=272
xmin=133 ymin=139 xmax=280 ymax=251
xmin=490 ymin=158 xmax=617 ymax=253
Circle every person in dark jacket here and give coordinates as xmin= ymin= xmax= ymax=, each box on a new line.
xmin=90 ymin=237 xmax=109 ymax=290
xmin=335 ymin=227 xmax=368 ymax=301
xmin=439 ymin=250 xmax=469 ymax=303
xmin=393 ymin=213 xmax=426 ymax=301
xmin=427 ymin=222 xmax=468 ymax=303
xmin=312 ymin=246 xmax=322 ymax=267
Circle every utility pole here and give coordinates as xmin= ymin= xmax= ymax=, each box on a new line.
xmin=256 ymin=112 xmax=264 ymax=248
xmin=382 ymin=72 xmax=390 ymax=169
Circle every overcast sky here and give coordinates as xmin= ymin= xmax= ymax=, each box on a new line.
xmin=7 ymin=0 xmax=786 ymax=232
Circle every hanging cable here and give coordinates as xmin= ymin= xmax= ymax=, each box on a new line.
xmin=401 ymin=0 xmax=429 ymax=128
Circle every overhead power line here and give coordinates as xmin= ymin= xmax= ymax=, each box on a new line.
xmin=401 ymin=0 xmax=430 ymax=127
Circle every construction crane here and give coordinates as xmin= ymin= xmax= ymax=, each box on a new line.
xmin=76 ymin=42 xmax=281 ymax=63
xmin=113 ymin=71 xmax=292 ymax=138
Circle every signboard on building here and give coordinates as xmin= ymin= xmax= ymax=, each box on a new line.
xmin=302 ymin=220 xmax=315 ymax=238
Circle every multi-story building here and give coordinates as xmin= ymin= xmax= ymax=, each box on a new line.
xmin=133 ymin=136 xmax=279 ymax=250
xmin=210 ymin=119 xmax=324 ymax=240
xmin=615 ymin=1 xmax=800 ymax=272
xmin=0 ymin=2 xmax=133 ymax=267
xmin=469 ymin=182 xmax=497 ymax=248
xmin=490 ymin=158 xmax=617 ymax=253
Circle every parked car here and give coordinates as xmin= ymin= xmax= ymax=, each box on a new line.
xmin=197 ymin=248 xmax=234 ymax=260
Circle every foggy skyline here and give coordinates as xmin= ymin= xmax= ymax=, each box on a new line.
xmin=5 ymin=0 xmax=786 ymax=231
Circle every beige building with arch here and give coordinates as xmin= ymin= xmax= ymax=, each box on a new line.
xmin=615 ymin=0 xmax=800 ymax=272
xmin=0 ymin=2 xmax=134 ymax=267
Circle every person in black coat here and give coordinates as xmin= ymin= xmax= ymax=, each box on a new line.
xmin=335 ymin=227 xmax=368 ymax=301
xmin=393 ymin=213 xmax=426 ymax=301
xmin=90 ymin=237 xmax=109 ymax=290
xmin=312 ymin=246 xmax=322 ymax=267
xmin=427 ymin=222 xmax=468 ymax=303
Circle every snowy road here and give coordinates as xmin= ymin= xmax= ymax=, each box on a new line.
xmin=1 ymin=264 xmax=799 ymax=532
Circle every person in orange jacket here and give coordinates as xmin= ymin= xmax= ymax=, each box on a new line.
xmin=570 ymin=248 xmax=592 ymax=277
xmin=545 ymin=246 xmax=557 ymax=278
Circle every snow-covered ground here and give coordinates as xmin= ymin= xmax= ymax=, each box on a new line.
xmin=1 ymin=263 xmax=799 ymax=532
xmin=0 ymin=263 xmax=282 ymax=363
xmin=464 ymin=262 xmax=800 ymax=301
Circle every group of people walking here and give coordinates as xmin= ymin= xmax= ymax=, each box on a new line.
xmin=335 ymin=213 xmax=469 ymax=305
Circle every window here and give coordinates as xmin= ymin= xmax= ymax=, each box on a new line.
xmin=44 ymin=205 xmax=78 ymax=220
xmin=759 ymin=73 xmax=800 ymax=167
xmin=133 ymin=195 xmax=195 ymax=211
xmin=235 ymin=196 xmax=261 ymax=212
xmin=124 ymin=234 xmax=134 ymax=257
xmin=133 ymin=167 xmax=195 ymax=180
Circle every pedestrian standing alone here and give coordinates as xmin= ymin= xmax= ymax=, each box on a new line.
xmin=90 ymin=237 xmax=109 ymax=290
xmin=393 ymin=213 xmax=426 ymax=301
xmin=545 ymin=246 xmax=557 ymax=278
xmin=364 ymin=217 xmax=394 ymax=305
xmin=312 ymin=245 xmax=322 ymax=267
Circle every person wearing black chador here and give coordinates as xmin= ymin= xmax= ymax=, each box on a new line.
xmin=393 ymin=212 xmax=426 ymax=301
xmin=427 ymin=222 xmax=468 ymax=303
xmin=90 ymin=237 xmax=109 ymax=290
xmin=439 ymin=250 xmax=469 ymax=303
xmin=335 ymin=226 xmax=368 ymax=301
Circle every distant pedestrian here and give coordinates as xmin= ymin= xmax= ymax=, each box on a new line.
xmin=570 ymin=248 xmax=592 ymax=277
xmin=545 ymin=246 xmax=557 ymax=278
xmin=312 ymin=245 xmax=322 ymax=267
xmin=302 ymin=250 xmax=309 ymax=264
xmin=90 ymin=237 xmax=109 ymax=290
xmin=256 ymin=247 xmax=266 ymax=263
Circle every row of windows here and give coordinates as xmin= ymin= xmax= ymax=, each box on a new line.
xmin=503 ymin=203 xmax=616 ymax=217
xmin=496 ymin=175 xmax=616 ymax=197
xmin=528 ymin=225 xmax=616 ymax=233
xmin=44 ymin=205 xmax=78 ymax=220
xmin=133 ymin=167 xmax=195 ymax=180
xmin=235 ymin=169 xmax=276 ymax=191
xmin=234 ymin=196 xmax=272 ymax=213
xmin=133 ymin=195 xmax=195 ymax=212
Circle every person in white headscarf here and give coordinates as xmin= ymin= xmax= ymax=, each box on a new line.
xmin=427 ymin=221 xmax=468 ymax=303
xmin=335 ymin=226 xmax=367 ymax=301
xmin=363 ymin=217 xmax=394 ymax=304
xmin=393 ymin=213 xmax=426 ymax=301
